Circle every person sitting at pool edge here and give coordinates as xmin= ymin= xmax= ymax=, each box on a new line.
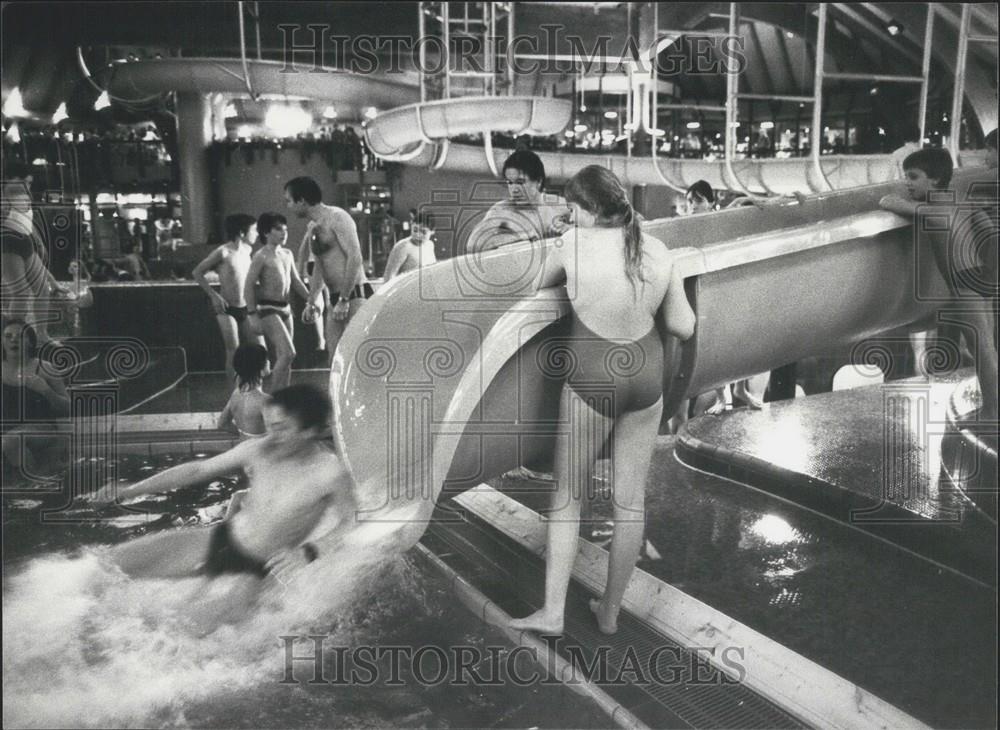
xmin=879 ymin=147 xmax=997 ymax=424
xmin=2 ymin=319 xmax=70 ymax=475
xmin=89 ymin=384 xmax=358 ymax=626
xmin=218 ymin=343 xmax=270 ymax=439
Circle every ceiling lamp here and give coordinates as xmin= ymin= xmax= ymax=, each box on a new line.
xmin=604 ymin=110 xmax=618 ymax=119
xmin=94 ymin=91 xmax=111 ymax=111
xmin=573 ymin=122 xmax=588 ymax=132
xmin=760 ymin=121 xmax=775 ymax=130
xmin=3 ymin=87 xmax=28 ymax=118
xmin=52 ymin=102 xmax=68 ymax=124
xmin=264 ymin=105 xmax=312 ymax=137
xmin=686 ymin=121 xmax=701 ymax=130
xmin=6 ymin=121 xmax=21 ymax=143
xmin=886 ymin=19 xmax=903 ymax=36
xmin=322 ymin=105 xmax=338 ymax=119
xmin=363 ymin=107 xmax=378 ymax=120
xmin=224 ymin=102 xmax=238 ymax=119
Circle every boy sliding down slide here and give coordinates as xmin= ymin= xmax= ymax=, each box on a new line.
xmin=88 ymin=385 xmax=357 ymax=627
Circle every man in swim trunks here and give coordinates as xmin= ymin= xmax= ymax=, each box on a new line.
xmin=193 ymin=214 xmax=262 ymax=384
xmin=465 ymin=150 xmax=572 ymax=254
xmin=284 ymin=176 xmax=371 ymax=364
xmin=245 ymin=213 xmax=310 ymax=391
xmin=90 ymin=385 xmax=356 ymax=626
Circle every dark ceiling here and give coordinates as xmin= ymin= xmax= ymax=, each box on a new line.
xmin=1 ymin=2 xmax=996 ymax=129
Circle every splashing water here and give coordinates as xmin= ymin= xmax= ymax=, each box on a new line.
xmin=2 ymin=531 xmax=420 ymax=729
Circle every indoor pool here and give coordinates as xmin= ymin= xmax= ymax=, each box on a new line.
xmin=2 ymin=448 xmax=608 ymax=729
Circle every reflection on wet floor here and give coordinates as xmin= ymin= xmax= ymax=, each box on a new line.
xmin=498 ymin=435 xmax=996 ymax=729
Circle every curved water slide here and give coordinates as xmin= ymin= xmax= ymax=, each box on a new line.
xmin=106 ymin=57 xmax=420 ymax=109
xmin=363 ymin=97 xmax=572 ymax=173
xmin=106 ymin=58 xmax=989 ymax=194
xmin=368 ymin=133 xmax=991 ymax=194
xmin=333 ymin=168 xmax=993 ymax=531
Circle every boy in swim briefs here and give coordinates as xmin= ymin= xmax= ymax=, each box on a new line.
xmin=193 ymin=213 xmax=261 ymax=383
xmin=245 ymin=213 xmax=310 ymax=391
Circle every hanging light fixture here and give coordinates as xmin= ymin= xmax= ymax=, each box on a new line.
xmin=52 ymin=102 xmax=69 ymax=124
xmin=94 ymin=91 xmax=111 ymax=111
xmin=264 ymin=104 xmax=312 ymax=137
xmin=3 ymin=87 xmax=28 ymax=117
xmin=322 ymin=105 xmax=338 ymax=119
xmin=6 ymin=121 xmax=21 ymax=143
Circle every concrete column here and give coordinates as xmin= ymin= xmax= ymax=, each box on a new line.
xmin=175 ymin=92 xmax=213 ymax=245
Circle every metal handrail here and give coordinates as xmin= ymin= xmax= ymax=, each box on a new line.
xmin=949 ymin=4 xmax=971 ymax=162
xmin=810 ymin=5 xmax=834 ymax=192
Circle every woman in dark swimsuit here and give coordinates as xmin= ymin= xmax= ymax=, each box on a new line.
xmin=509 ymin=166 xmax=696 ymax=635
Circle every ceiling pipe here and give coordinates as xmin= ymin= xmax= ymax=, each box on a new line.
xmin=236 ymin=1 xmax=260 ymax=101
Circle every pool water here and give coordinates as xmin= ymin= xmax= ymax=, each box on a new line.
xmin=2 ymin=452 xmax=609 ymax=729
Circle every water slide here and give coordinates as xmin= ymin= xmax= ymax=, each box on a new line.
xmin=107 ymin=58 xmax=988 ymax=194
xmin=332 ymin=168 xmax=993 ymax=527
xmin=106 ymin=57 xmax=421 ymax=109
xmin=362 ymin=103 xmax=990 ymax=193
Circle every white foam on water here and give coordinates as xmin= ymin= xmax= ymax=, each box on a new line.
xmin=2 ymin=532 xmax=418 ymax=729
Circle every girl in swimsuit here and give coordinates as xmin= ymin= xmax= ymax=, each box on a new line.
xmin=510 ymin=165 xmax=696 ymax=635
xmin=218 ymin=344 xmax=269 ymax=439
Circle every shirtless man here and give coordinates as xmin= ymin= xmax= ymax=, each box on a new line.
xmin=89 ymin=385 xmax=357 ymax=626
xmin=193 ymin=214 xmax=261 ymax=384
xmin=465 ymin=150 xmax=572 ymax=254
xmin=284 ymin=176 xmax=371 ymax=363
xmin=382 ymin=211 xmax=437 ymax=281
xmin=245 ymin=213 xmax=309 ymax=391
